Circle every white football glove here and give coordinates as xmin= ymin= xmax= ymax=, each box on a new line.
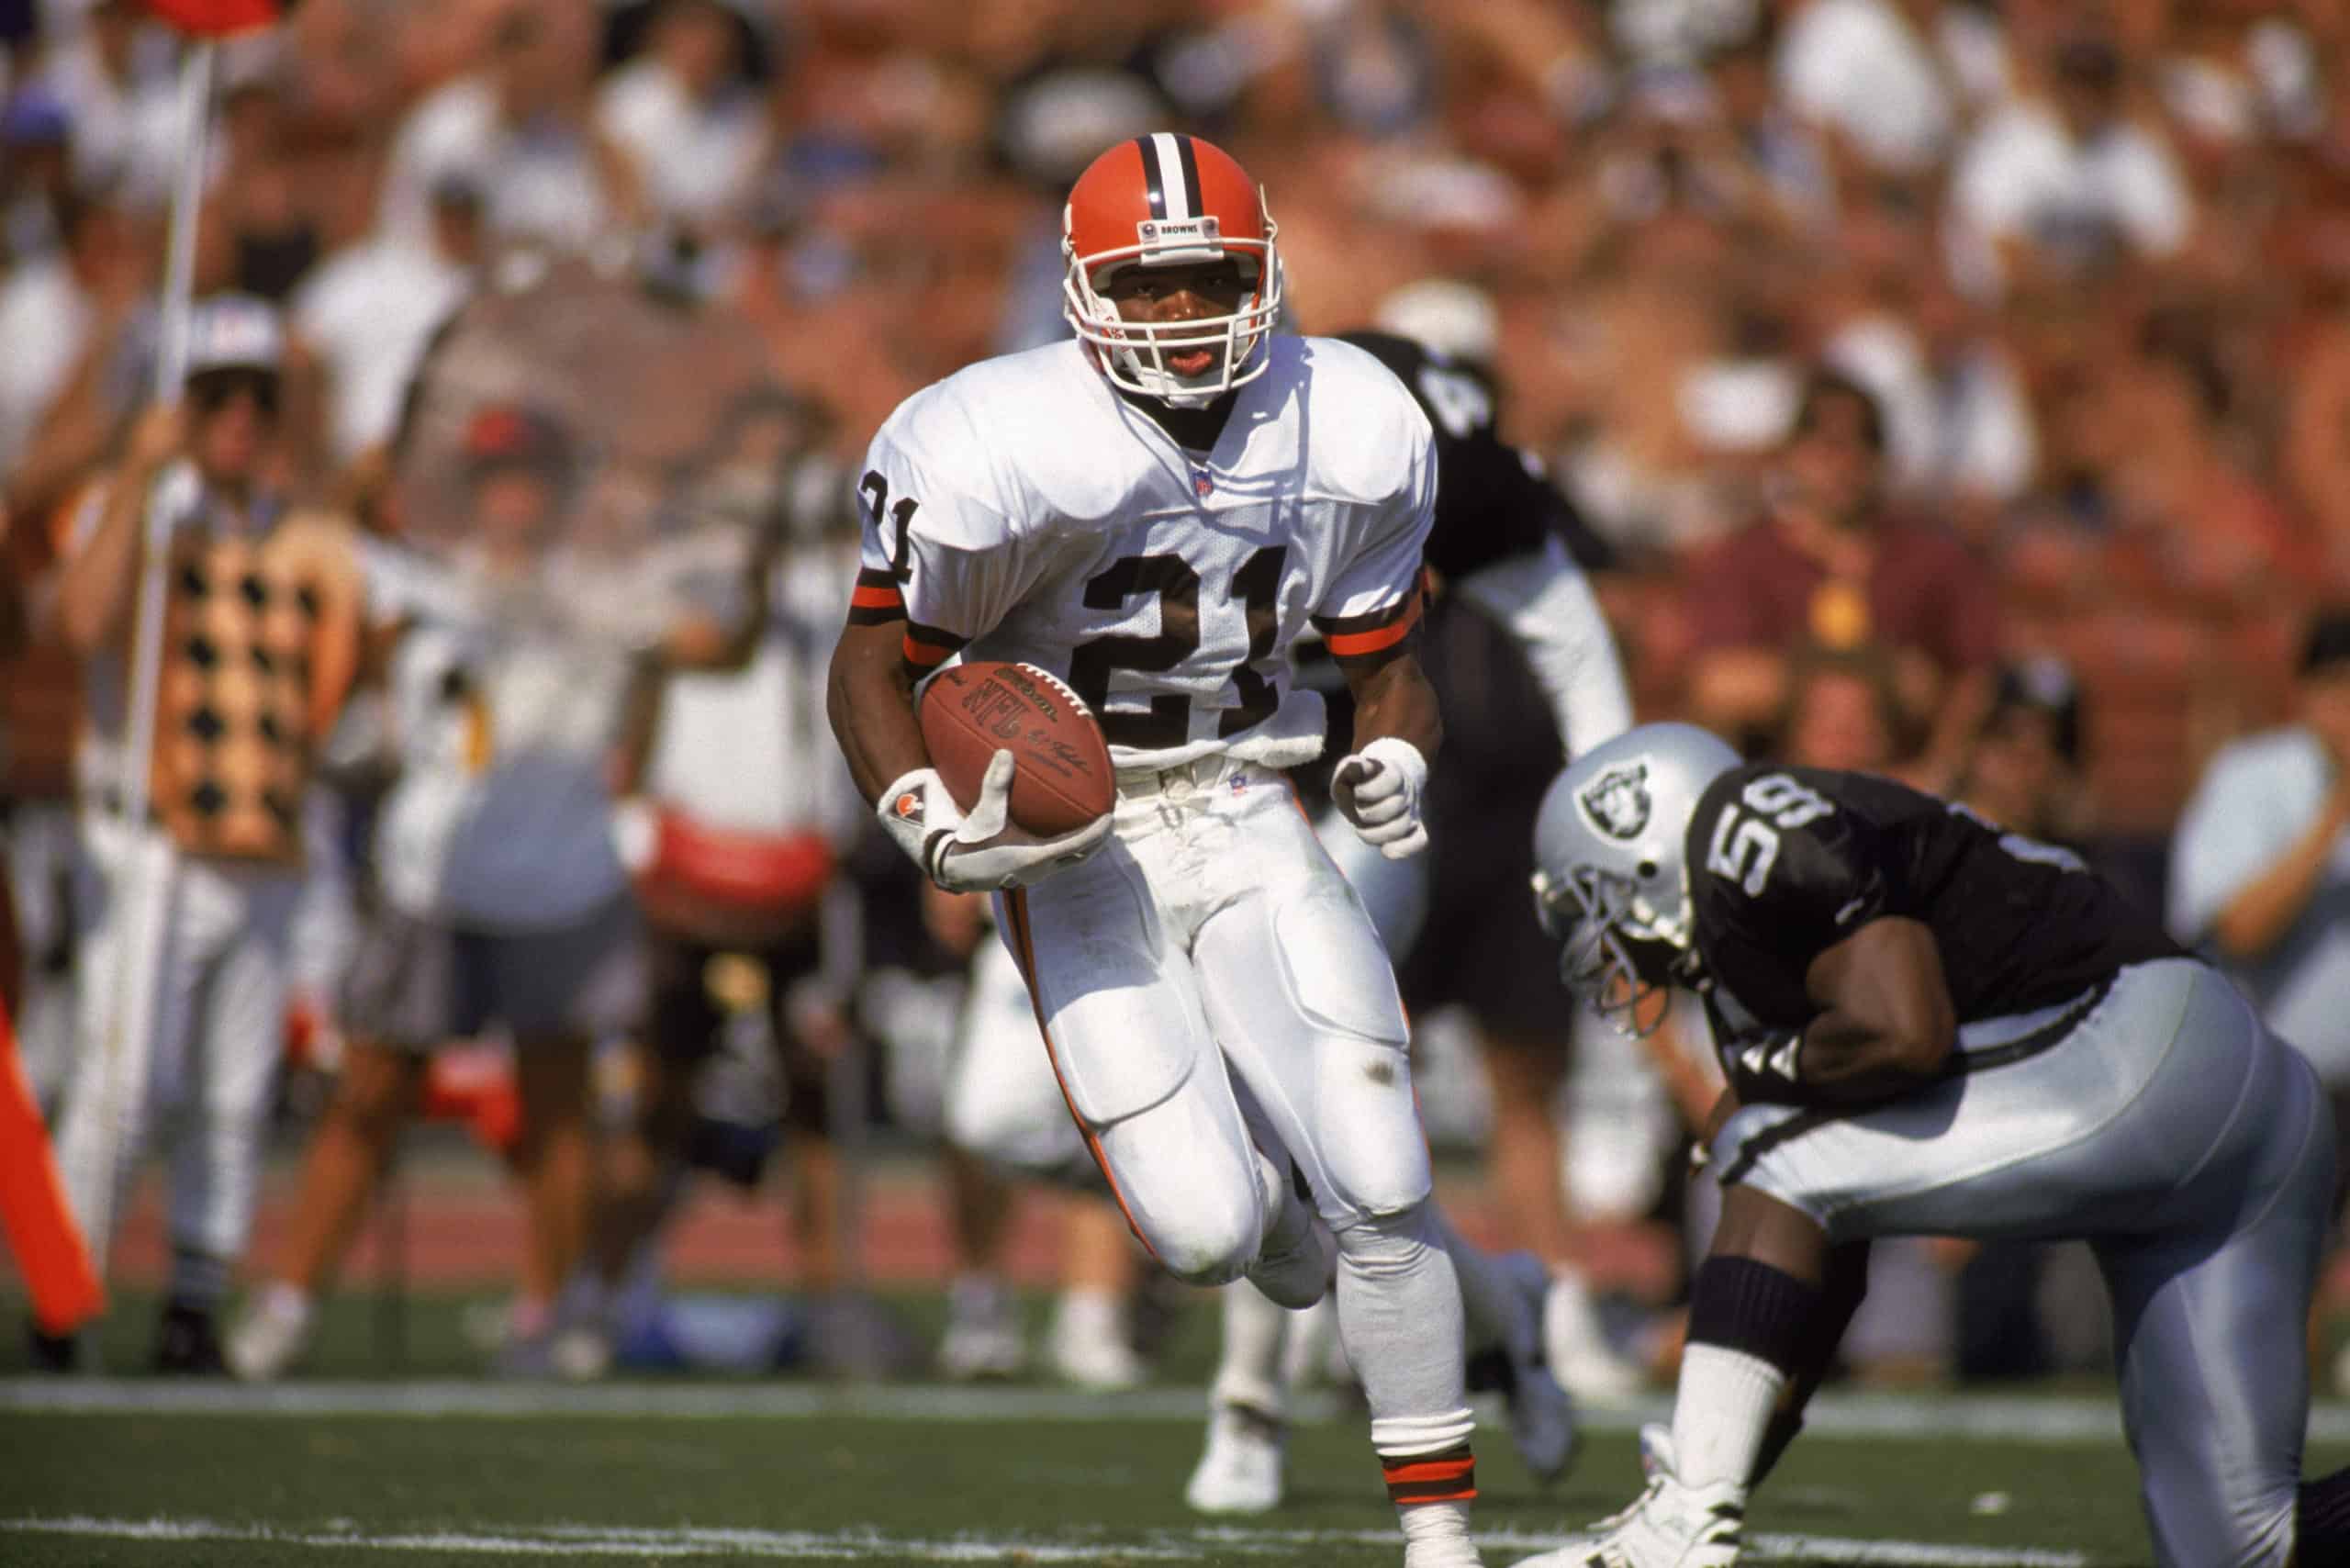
xmin=1332 ymin=735 xmax=1429 ymax=860
xmin=877 ymin=750 xmax=1112 ymax=893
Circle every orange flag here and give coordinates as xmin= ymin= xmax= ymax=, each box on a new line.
xmin=0 ymin=999 xmax=104 ymax=1334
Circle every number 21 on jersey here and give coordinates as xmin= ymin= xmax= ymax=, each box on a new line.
xmin=1069 ymin=544 xmax=1287 ymax=752
xmin=1706 ymin=773 xmax=1833 ymax=895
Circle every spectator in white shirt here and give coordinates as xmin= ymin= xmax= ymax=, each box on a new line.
xmin=1773 ymin=0 xmax=1953 ymax=174
xmin=377 ymin=0 xmax=641 ymax=256
xmin=1951 ymin=34 xmax=2193 ymax=297
xmin=597 ymin=0 xmax=770 ymax=239
xmin=1910 ymin=272 xmax=2035 ymax=511
xmin=0 ymin=187 xmax=138 ymax=478
xmin=34 ymin=0 xmax=179 ymax=211
xmin=294 ymin=175 xmax=484 ymax=466
xmin=2171 ymin=610 xmax=2350 ymax=1093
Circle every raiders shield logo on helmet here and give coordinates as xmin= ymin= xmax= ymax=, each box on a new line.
xmin=1578 ymin=762 xmax=1651 ymax=842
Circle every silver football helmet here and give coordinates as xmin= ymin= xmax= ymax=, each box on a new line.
xmin=1531 ymin=723 xmax=1740 ymax=1034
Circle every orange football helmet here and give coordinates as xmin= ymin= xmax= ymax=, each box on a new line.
xmin=1062 ymin=133 xmax=1283 ymax=404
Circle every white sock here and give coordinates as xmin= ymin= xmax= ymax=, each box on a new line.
xmin=1053 ymin=1287 xmax=1125 ymax=1343
xmin=1279 ymin=1294 xmax=1336 ymax=1391
xmin=1341 ymin=1209 xmax=1470 ymax=1455
xmin=1398 ymin=1498 xmax=1479 ymax=1565
xmin=1671 ymin=1343 xmax=1785 ymax=1490
xmin=950 ymin=1272 xmax=1009 ymax=1310
xmin=1212 ymin=1282 xmax=1291 ymax=1415
xmin=261 ymin=1282 xmax=313 ymax=1327
xmin=1421 ymin=1205 xmax=1516 ymax=1356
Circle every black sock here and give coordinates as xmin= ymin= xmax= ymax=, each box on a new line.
xmin=2301 ymin=1464 xmax=2350 ymax=1554
xmin=1749 ymin=1243 xmax=1871 ymax=1488
xmin=1687 ymin=1256 xmax=1818 ymax=1371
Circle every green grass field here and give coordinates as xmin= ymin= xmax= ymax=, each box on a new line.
xmin=4 ymin=1293 xmax=2345 ymax=1566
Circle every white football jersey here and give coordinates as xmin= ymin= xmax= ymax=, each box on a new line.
xmin=851 ymin=336 xmax=1437 ymax=771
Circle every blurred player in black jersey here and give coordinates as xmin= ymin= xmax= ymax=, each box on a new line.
xmin=1517 ymin=722 xmax=2350 ymax=1568
xmin=1333 ymin=327 xmax=1640 ymax=1378
xmin=1188 ymin=315 xmax=1639 ymax=1516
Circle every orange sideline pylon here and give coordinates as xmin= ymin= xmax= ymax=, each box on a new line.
xmin=0 ymin=998 xmax=104 ymax=1333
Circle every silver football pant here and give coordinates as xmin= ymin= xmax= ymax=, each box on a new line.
xmin=1713 ymin=958 xmax=2333 ymax=1568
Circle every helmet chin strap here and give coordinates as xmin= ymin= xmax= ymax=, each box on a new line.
xmin=1147 ymin=376 xmax=1226 ymax=409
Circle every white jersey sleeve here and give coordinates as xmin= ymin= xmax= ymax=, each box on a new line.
xmin=847 ymin=397 xmax=1046 ymax=673
xmin=1455 ymin=538 xmax=1633 ymax=757
xmin=1306 ymin=403 xmax=1437 ymax=667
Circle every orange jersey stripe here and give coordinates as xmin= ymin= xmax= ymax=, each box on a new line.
xmin=902 ymin=633 xmax=957 ymax=667
xmin=1326 ymin=596 xmax=1421 ymax=658
xmin=851 ymin=584 xmax=902 ymax=610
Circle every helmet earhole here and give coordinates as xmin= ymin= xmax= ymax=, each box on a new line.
xmin=1637 ymin=859 xmax=1659 ymax=879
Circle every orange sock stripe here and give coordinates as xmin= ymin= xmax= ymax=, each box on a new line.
xmin=1004 ymin=890 xmax=1157 ymax=1260
xmin=1382 ymin=1456 xmax=1477 ymax=1485
xmin=1389 ymin=1483 xmax=1479 ymax=1505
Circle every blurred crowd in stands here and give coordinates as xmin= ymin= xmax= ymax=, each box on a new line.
xmin=6 ymin=0 xmax=2350 ymax=1394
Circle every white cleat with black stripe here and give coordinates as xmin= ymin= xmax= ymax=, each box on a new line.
xmin=1515 ymin=1428 xmax=1742 ymax=1567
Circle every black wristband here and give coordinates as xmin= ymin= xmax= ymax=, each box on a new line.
xmin=1723 ymin=1031 xmax=1807 ymax=1105
xmin=921 ymin=828 xmax=955 ymax=886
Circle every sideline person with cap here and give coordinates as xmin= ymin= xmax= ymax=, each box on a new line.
xmin=2172 ymin=607 xmax=2350 ymax=1386
xmin=44 ymin=293 xmax=364 ymax=1372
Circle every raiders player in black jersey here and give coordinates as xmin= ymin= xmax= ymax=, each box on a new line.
xmin=1187 ymin=330 xmax=1638 ymax=1518
xmin=1517 ymin=722 xmax=2350 ymax=1568
xmin=1326 ymin=329 xmax=1634 ymax=1321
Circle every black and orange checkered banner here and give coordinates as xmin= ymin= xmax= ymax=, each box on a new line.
xmin=0 ymin=997 xmax=104 ymax=1336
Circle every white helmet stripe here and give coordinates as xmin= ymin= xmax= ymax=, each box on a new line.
xmin=1149 ymin=131 xmax=1192 ymax=220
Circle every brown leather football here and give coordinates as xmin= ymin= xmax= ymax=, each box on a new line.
xmin=918 ymin=661 xmax=1114 ymax=836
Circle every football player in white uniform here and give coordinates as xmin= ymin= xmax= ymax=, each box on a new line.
xmin=828 ymin=134 xmax=1486 ymax=1566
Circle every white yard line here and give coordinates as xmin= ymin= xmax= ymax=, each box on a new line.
xmin=0 ymin=1516 xmax=2089 ymax=1565
xmin=3 ymin=1378 xmax=2347 ymax=1447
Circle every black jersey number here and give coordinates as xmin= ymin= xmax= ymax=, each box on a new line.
xmin=859 ymin=470 xmax=920 ymax=582
xmin=1415 ymin=363 xmax=1493 ymax=439
xmin=1069 ymin=546 xmax=1287 ymax=751
xmin=1704 ymin=773 xmax=1834 ymax=896
xmin=1949 ymin=801 xmax=2087 ymax=873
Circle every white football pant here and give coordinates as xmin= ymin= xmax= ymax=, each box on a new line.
xmin=1002 ymin=756 xmax=1472 ymax=1458
xmin=57 ymin=814 xmax=297 ymax=1273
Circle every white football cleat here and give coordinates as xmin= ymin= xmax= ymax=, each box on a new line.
xmin=225 ymin=1285 xmax=314 ymax=1383
xmin=1493 ymin=1251 xmax=1577 ymax=1484
xmin=1047 ymin=1293 xmax=1147 ymax=1392
xmin=1184 ymin=1401 xmax=1286 ymax=1515
xmin=549 ymin=1322 xmax=613 ymax=1382
xmin=1404 ymin=1527 xmax=1484 ymax=1568
xmin=1515 ymin=1427 xmax=1743 ymax=1568
xmin=937 ymin=1277 xmax=1027 ymax=1381
xmin=1543 ymin=1269 xmax=1646 ymax=1402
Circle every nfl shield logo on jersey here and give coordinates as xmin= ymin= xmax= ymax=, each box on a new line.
xmin=1578 ymin=763 xmax=1651 ymax=841
xmin=1192 ymin=467 xmax=1214 ymax=498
